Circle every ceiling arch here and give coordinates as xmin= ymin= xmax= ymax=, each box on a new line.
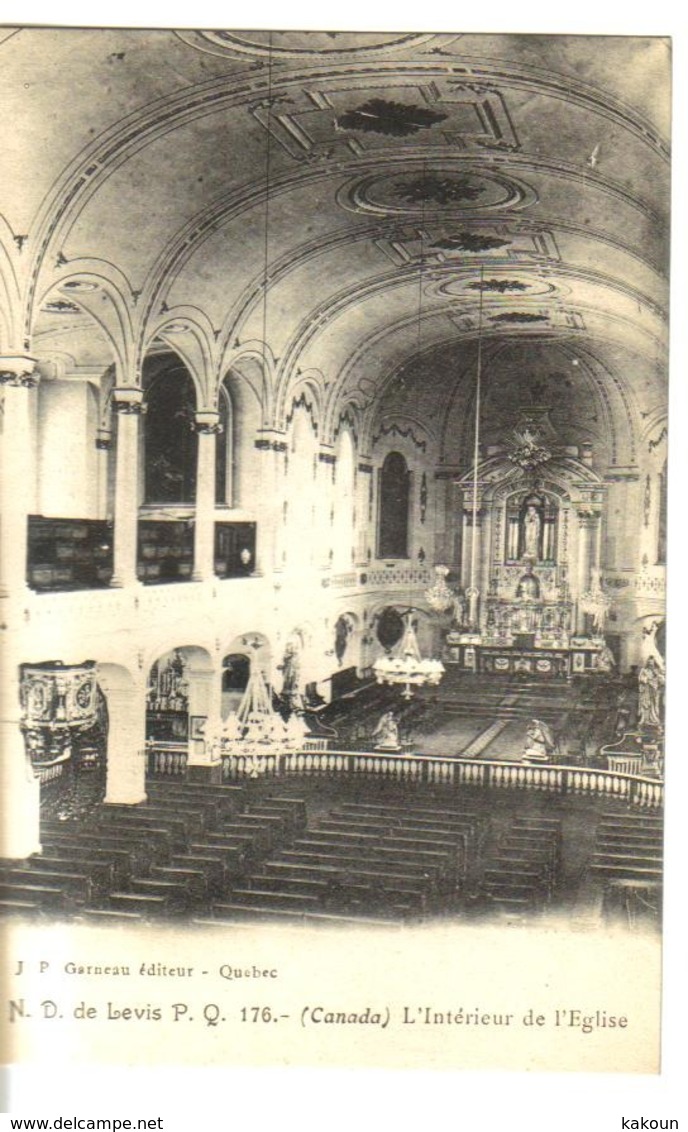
xmin=1 ymin=27 xmax=669 ymax=468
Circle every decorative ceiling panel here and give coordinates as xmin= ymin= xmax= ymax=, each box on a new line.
xmin=249 ymin=78 xmax=519 ymax=161
xmin=374 ymin=224 xmax=559 ymax=265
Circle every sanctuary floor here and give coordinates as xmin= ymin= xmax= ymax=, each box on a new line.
xmin=319 ymin=667 xmax=628 ymax=765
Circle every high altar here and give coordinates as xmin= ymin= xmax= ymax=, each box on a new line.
xmin=444 ymin=412 xmax=612 ymax=679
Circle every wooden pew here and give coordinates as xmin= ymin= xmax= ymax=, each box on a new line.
xmin=171 ymin=853 xmax=228 ymax=886
xmin=600 ymin=811 xmax=662 ymax=825
xmin=208 ymin=902 xmax=304 ymax=923
xmin=20 ymin=853 xmax=115 ymax=891
xmin=129 ymin=877 xmax=193 ymax=910
xmin=80 ymin=908 xmax=143 ymax=924
xmin=146 ymin=783 xmax=244 ymax=820
xmin=108 ymin=892 xmax=170 ymax=916
xmin=222 ymin=888 xmax=321 ymax=911
xmin=244 ymin=874 xmax=330 ymax=898
xmin=262 ymin=859 xmax=431 ymax=902
xmin=97 ymin=811 xmax=188 ymax=845
xmin=0 ymin=867 xmax=92 ymax=901
xmin=276 ymin=849 xmax=440 ymax=887
xmin=149 ymin=865 xmax=209 ymax=899
xmin=41 ymin=832 xmax=156 ymax=872
xmin=596 ymin=838 xmax=663 ymax=855
xmin=0 ymin=898 xmax=43 ymax=917
xmin=265 ymin=795 xmax=308 ymax=827
xmin=0 ymin=881 xmax=67 ymax=911
xmin=596 ymin=831 xmax=663 ymax=847
xmin=588 ymin=862 xmax=663 ymax=881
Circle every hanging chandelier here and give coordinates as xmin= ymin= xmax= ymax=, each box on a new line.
xmin=373 ymin=611 xmax=445 ymax=699
xmin=217 ymin=640 xmax=310 ymax=770
xmin=424 ymin=564 xmax=455 ymax=613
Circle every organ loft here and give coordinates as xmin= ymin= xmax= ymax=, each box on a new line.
xmin=0 ymin=28 xmax=668 ymax=931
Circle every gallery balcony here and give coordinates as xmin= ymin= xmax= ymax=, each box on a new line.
xmin=26 ymin=515 xmax=257 ymax=592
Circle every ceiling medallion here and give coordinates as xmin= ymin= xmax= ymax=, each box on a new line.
xmin=438 ymin=275 xmax=560 ymax=300
xmin=432 ymin=233 xmax=512 ymax=252
xmin=335 ymin=99 xmax=447 ymax=138
xmin=490 ymin=311 xmax=550 ymax=324
xmin=177 ymin=30 xmax=436 ymax=60
xmin=41 ymin=299 xmax=81 ymax=314
xmin=340 ymin=168 xmax=536 ymax=218
xmin=60 ymin=280 xmax=98 ymax=293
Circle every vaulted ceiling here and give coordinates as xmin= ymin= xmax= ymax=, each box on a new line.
xmin=1 ymin=27 xmax=670 ymax=462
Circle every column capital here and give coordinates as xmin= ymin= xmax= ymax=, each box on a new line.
xmin=193 ymin=410 xmax=223 ymax=434
xmin=112 ymin=387 xmax=146 ymax=414
xmin=576 ymin=508 xmax=600 ymax=526
xmin=0 ymin=355 xmax=40 ymax=387
xmin=96 ymin=428 xmax=112 ymax=450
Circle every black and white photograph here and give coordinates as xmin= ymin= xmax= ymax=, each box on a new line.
xmin=0 ymin=16 xmax=678 ymax=1096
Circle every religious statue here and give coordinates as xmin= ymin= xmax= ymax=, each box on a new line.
xmin=451 ymin=588 xmax=467 ymax=628
xmin=523 ymin=718 xmax=557 ymax=763
xmin=637 ymin=656 xmax=664 ymax=729
xmin=516 ymin=559 xmax=540 ymax=601
xmin=372 ymin=710 xmax=401 ymax=752
xmin=334 ymin=614 xmax=354 ymax=665
xmin=280 ymin=641 xmax=303 ymax=713
xmin=595 ymin=642 xmax=616 ymax=674
xmin=523 ymin=504 xmax=542 ymax=560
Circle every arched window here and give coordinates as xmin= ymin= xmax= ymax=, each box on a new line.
xmin=216 ymin=384 xmax=233 ymax=506
xmin=144 ymin=365 xmax=197 ymax=504
xmin=378 ymin=451 xmax=410 ymax=559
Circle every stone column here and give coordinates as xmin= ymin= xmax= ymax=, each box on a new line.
xmin=576 ymin=510 xmax=598 ymax=632
xmin=95 ymin=428 xmax=112 ymax=520
xmin=0 ymin=662 xmax=41 ymax=858
xmin=463 ymin=511 xmax=483 ymax=630
xmin=461 ymin=512 xmax=482 ymax=583
xmin=0 ymin=357 xmax=39 ymax=603
xmin=186 ymin=667 xmax=220 ymax=763
xmin=192 ymin=411 xmax=221 ymax=582
xmin=101 ymin=672 xmax=147 ymax=805
xmin=254 ymin=436 xmax=284 ymax=574
xmin=318 ymin=452 xmax=336 ymax=571
xmin=356 ymin=461 xmax=373 ymax=565
xmin=110 ymin=388 xmax=144 ymax=588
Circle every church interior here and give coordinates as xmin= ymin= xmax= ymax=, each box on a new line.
xmin=0 ymin=28 xmax=668 ymax=932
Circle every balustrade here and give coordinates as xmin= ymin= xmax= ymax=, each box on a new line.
xmin=217 ymin=748 xmax=662 ymax=809
xmin=146 ymin=743 xmax=188 ymax=778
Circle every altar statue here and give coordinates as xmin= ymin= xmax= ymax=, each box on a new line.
xmin=372 ymin=710 xmax=401 ymax=752
xmin=523 ymin=718 xmax=557 ymax=762
xmin=523 ymin=504 xmax=542 ymax=560
xmin=637 ymin=656 xmax=664 ymax=729
xmin=596 ymin=642 xmax=616 ymax=674
xmin=516 ymin=560 xmax=540 ymax=600
xmin=451 ymin=588 xmax=467 ymax=628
